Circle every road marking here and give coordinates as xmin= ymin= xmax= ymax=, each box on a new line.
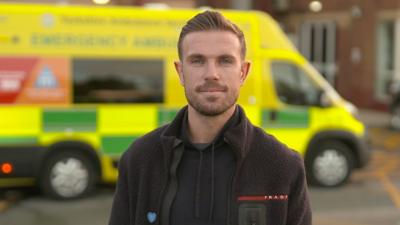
xmin=368 ymin=128 xmax=400 ymax=150
xmin=352 ymin=151 xmax=393 ymax=178
xmin=0 ymin=191 xmax=22 ymax=213
xmin=369 ymin=127 xmax=400 ymax=151
xmin=376 ymin=155 xmax=400 ymax=209
xmin=0 ymin=200 xmax=9 ymax=213
xmin=379 ymin=158 xmax=398 ymax=173
xmin=384 ymin=134 xmax=400 ymax=150
xmin=379 ymin=174 xmax=400 ymax=209
xmin=352 ymin=149 xmax=400 ymax=209
xmin=313 ymin=216 xmax=368 ymax=225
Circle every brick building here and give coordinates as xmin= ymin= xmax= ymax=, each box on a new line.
xmin=260 ymin=0 xmax=400 ymax=110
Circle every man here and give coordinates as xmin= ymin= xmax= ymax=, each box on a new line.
xmin=108 ymin=10 xmax=312 ymax=225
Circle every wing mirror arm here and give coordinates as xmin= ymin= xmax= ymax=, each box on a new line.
xmin=318 ymin=90 xmax=332 ymax=108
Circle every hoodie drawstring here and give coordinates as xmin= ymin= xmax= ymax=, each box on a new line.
xmin=194 ymin=150 xmax=203 ymax=219
xmin=208 ymin=142 xmax=215 ymax=220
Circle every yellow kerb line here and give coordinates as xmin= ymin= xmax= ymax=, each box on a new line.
xmin=379 ymin=174 xmax=400 ymax=209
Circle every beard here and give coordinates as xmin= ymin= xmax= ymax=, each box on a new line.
xmin=184 ymin=81 xmax=238 ymax=116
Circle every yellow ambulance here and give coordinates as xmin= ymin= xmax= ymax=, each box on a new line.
xmin=0 ymin=3 xmax=370 ymax=199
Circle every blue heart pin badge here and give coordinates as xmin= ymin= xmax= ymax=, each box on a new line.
xmin=147 ymin=211 xmax=157 ymax=223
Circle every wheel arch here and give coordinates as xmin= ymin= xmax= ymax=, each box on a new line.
xmin=305 ymin=130 xmax=363 ymax=168
xmin=38 ymin=140 xmax=102 ymax=181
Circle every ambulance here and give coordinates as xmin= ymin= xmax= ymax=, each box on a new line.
xmin=0 ymin=3 xmax=370 ymax=199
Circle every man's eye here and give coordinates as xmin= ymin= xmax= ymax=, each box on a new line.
xmin=191 ymin=58 xmax=204 ymax=64
xmin=220 ymin=57 xmax=234 ymax=64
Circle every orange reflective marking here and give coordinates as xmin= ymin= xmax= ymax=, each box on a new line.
xmin=1 ymin=163 xmax=13 ymax=174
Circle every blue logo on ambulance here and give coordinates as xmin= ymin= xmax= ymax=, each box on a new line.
xmin=35 ymin=65 xmax=58 ymax=88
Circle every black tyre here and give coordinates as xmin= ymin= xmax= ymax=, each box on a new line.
xmin=305 ymin=141 xmax=354 ymax=187
xmin=40 ymin=151 xmax=97 ymax=199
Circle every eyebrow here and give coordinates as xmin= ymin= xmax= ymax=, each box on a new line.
xmin=186 ymin=53 xmax=236 ymax=60
xmin=186 ymin=54 xmax=204 ymax=59
xmin=219 ymin=54 xmax=235 ymax=59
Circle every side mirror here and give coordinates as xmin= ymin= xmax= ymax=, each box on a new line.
xmin=318 ymin=90 xmax=332 ymax=108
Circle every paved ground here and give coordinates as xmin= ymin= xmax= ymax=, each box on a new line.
xmin=310 ymin=109 xmax=400 ymax=225
xmin=311 ymin=147 xmax=400 ymax=225
xmin=0 ymin=187 xmax=113 ymax=225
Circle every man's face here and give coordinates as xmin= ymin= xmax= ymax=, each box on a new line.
xmin=175 ymin=31 xmax=250 ymax=116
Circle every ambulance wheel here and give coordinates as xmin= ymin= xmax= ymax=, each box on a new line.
xmin=40 ymin=151 xmax=97 ymax=199
xmin=306 ymin=141 xmax=354 ymax=187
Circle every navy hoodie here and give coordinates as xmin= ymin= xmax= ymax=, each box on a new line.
xmin=169 ymin=107 xmax=240 ymax=225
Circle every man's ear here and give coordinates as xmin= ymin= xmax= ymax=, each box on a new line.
xmin=240 ymin=61 xmax=251 ymax=85
xmin=174 ymin=61 xmax=184 ymax=86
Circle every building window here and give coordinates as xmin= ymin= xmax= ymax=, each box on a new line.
xmin=376 ymin=19 xmax=398 ymax=101
xmin=73 ymin=59 xmax=164 ymax=103
xmin=271 ymin=61 xmax=322 ymax=106
xmin=299 ymin=21 xmax=336 ymax=86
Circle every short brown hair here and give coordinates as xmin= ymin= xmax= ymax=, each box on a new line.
xmin=177 ymin=10 xmax=246 ymax=60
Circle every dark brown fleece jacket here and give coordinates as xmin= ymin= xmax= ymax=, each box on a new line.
xmin=108 ymin=105 xmax=312 ymax=225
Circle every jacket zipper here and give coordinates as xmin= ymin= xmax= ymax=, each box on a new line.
xmin=226 ymin=170 xmax=235 ymax=225
xmin=157 ymin=174 xmax=168 ymax=225
xmin=225 ymin=137 xmax=244 ymax=225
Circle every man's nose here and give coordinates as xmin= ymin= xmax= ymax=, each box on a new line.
xmin=204 ymin=62 xmax=220 ymax=80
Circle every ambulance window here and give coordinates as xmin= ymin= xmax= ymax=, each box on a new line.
xmin=271 ymin=61 xmax=322 ymax=106
xmin=73 ymin=59 xmax=164 ymax=103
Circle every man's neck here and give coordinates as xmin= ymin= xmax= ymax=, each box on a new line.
xmin=187 ymin=105 xmax=236 ymax=144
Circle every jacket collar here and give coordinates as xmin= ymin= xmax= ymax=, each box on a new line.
xmin=180 ymin=105 xmax=240 ymax=150
xmin=223 ymin=105 xmax=253 ymax=160
xmin=160 ymin=105 xmax=253 ymax=161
